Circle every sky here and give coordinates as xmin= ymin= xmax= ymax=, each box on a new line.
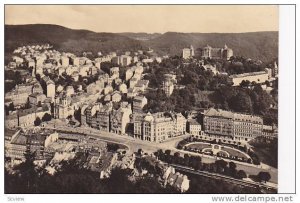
xmin=5 ymin=5 xmax=279 ymax=33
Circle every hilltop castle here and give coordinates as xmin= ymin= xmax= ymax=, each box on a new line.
xmin=200 ymin=44 xmax=233 ymax=60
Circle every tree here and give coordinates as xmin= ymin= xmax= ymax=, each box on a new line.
xmin=37 ymin=101 xmax=42 ymax=107
xmin=230 ymin=91 xmax=253 ymax=113
xmin=42 ymin=113 xmax=52 ymax=122
xmin=155 ymin=149 xmax=164 ymax=160
xmin=174 ymin=152 xmax=181 ymax=158
xmin=107 ymin=143 xmax=120 ymax=152
xmin=24 ymin=98 xmax=31 ymax=109
xmin=183 ymin=154 xmax=190 ymax=166
xmin=165 ymin=150 xmax=171 ymax=156
xmin=34 ymin=117 xmax=41 ymax=126
xmin=137 ymin=148 xmax=143 ymax=156
xmin=240 ymin=80 xmax=251 ymax=88
xmin=257 ymin=172 xmax=271 ymax=183
xmin=215 ymin=159 xmax=228 ymax=173
xmin=173 ymin=152 xmax=181 ymax=164
xmin=236 ymin=170 xmax=247 ymax=179
xmin=100 ymin=62 xmax=113 ymax=74
xmin=74 ymin=107 xmax=81 ymax=123
xmin=228 ymin=161 xmax=237 ymax=177
xmin=5 ymin=105 xmax=9 ymax=115
xmin=229 ymin=162 xmax=237 ymax=170
xmin=8 ymin=102 xmax=15 ymax=111
xmin=190 ymin=155 xmax=202 ymax=170
xmin=14 ymin=148 xmax=38 ymax=193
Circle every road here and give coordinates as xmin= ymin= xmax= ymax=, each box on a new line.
xmin=43 ymin=122 xmax=278 ymax=184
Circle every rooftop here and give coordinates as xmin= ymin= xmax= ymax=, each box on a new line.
xmin=229 ymin=71 xmax=267 ymax=78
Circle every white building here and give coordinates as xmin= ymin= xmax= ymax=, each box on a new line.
xmin=229 ymin=70 xmax=269 ymax=86
xmin=61 ymin=56 xmax=69 ymax=67
xmin=187 ymin=119 xmax=202 ymax=136
xmin=182 ymin=45 xmax=194 ymax=59
xmin=133 ymin=112 xmax=187 ymax=143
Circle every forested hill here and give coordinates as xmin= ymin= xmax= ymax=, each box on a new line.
xmin=5 ymin=24 xmax=278 ymax=62
xmin=5 ymin=24 xmax=146 ymax=56
xmin=146 ymin=32 xmax=278 ymax=62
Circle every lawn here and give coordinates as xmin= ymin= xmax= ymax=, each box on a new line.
xmin=221 ymin=147 xmax=249 ymax=159
xmin=186 ymin=143 xmax=211 ymax=151
xmin=185 ymin=142 xmax=249 ymax=160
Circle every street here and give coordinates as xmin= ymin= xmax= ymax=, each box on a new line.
xmin=43 ymin=122 xmax=278 ymax=184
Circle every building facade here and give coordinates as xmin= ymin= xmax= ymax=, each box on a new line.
xmin=187 ymin=119 xmax=202 ymax=136
xmin=133 ymin=112 xmax=187 ymax=143
xmin=203 ymin=108 xmax=263 ymax=141
xmin=200 ymin=44 xmax=233 ymax=60
xmin=182 ymin=45 xmax=195 ymax=59
xmin=229 ymin=70 xmax=269 ymax=86
xmin=132 ymin=96 xmax=148 ymax=113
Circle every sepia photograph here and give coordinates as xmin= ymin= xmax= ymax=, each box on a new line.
xmin=2 ymin=3 xmax=295 ymax=198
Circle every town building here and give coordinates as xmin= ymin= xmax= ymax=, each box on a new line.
xmin=65 ymin=86 xmax=75 ymax=96
xmin=133 ymin=112 xmax=187 ymax=143
xmin=12 ymin=56 xmax=24 ymax=66
xmin=127 ymin=88 xmax=138 ymax=98
xmin=118 ymin=83 xmax=128 ymax=94
xmin=273 ymin=61 xmax=278 ymax=77
xmin=81 ymin=103 xmax=113 ymax=132
xmin=42 ymin=76 xmax=56 ymax=100
xmin=5 ymin=130 xmax=27 ymax=161
xmin=6 ymin=128 xmax=57 ymax=162
xmin=112 ymin=55 xmax=132 ymax=66
xmin=229 ymin=70 xmax=269 ymax=86
xmin=61 ymin=56 xmax=70 ymax=67
xmin=187 ymin=119 xmax=202 ymax=136
xmin=125 ymin=69 xmax=134 ymax=81
xmin=54 ymin=94 xmax=74 ymax=119
xmin=182 ymin=45 xmax=195 ymax=59
xmin=111 ymin=91 xmax=122 ymax=103
xmin=121 ymin=55 xmax=132 ymax=66
xmin=28 ymin=92 xmax=47 ymax=105
xmin=163 ymin=166 xmax=190 ymax=193
xmin=110 ymin=102 xmax=132 ymax=134
xmin=262 ymin=125 xmax=278 ymax=140
xmin=203 ymin=108 xmax=264 ymax=141
xmin=132 ymin=96 xmax=148 ymax=112
xmin=5 ymin=104 xmax=51 ymax=128
xmin=110 ymin=67 xmax=119 ymax=78
xmin=18 ymin=105 xmax=51 ymax=127
xmin=5 ymin=84 xmax=33 ymax=106
xmin=5 ymin=113 xmax=19 ymax=129
xmin=104 ymin=85 xmax=113 ymax=95
xmin=135 ymin=80 xmax=149 ymax=92
xmin=129 ymin=78 xmax=139 ymax=88
xmin=32 ymin=83 xmax=44 ymax=94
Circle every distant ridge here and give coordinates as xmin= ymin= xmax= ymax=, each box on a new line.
xmin=5 ymin=24 xmax=146 ymax=56
xmin=5 ymin=24 xmax=278 ymax=62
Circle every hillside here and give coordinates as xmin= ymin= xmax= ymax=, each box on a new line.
xmin=5 ymin=24 xmax=146 ymax=57
xmin=146 ymin=32 xmax=278 ymax=62
xmin=5 ymin=24 xmax=278 ymax=63
xmin=118 ymin=32 xmax=162 ymax=41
